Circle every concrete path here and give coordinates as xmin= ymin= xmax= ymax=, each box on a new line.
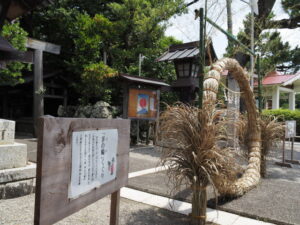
xmin=123 ymin=167 xmax=274 ymax=225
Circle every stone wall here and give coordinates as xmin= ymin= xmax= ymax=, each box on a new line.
xmin=57 ymin=101 xmax=120 ymax=119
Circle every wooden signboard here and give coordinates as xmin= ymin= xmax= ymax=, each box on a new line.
xmin=128 ymin=88 xmax=159 ymax=120
xmin=34 ymin=117 xmax=130 ymax=225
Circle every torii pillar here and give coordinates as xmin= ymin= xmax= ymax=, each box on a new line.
xmin=26 ymin=38 xmax=61 ymax=135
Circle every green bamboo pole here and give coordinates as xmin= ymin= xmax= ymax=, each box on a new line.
xmin=198 ymin=8 xmax=204 ymax=109
xmin=257 ymin=54 xmax=262 ymax=112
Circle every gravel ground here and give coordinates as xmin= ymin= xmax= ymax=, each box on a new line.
xmin=0 ymin=194 xmax=191 ymax=225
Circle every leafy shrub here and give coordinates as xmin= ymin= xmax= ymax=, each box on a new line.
xmin=0 ymin=21 xmax=29 ymax=86
xmin=262 ymin=109 xmax=300 ymax=135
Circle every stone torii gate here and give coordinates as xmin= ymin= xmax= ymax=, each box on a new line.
xmin=25 ymin=38 xmax=61 ymax=134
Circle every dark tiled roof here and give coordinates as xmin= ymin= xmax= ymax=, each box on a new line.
xmin=157 ymin=40 xmax=217 ymax=62
xmin=120 ymin=74 xmax=170 ymax=87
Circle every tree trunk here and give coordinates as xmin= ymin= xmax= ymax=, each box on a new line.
xmin=191 ymin=184 xmax=207 ymax=225
xmin=203 ymin=58 xmax=261 ymax=196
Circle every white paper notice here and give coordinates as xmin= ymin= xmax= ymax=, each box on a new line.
xmin=150 ymin=97 xmax=155 ymax=111
xmin=285 ymin=120 xmax=296 ymax=138
xmin=68 ymin=129 xmax=118 ymax=199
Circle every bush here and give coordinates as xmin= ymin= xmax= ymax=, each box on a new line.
xmin=262 ymin=109 xmax=300 ymax=135
xmin=0 ymin=21 xmax=29 ymax=86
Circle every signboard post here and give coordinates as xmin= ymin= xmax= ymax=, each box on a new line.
xmin=34 ymin=117 xmax=130 ymax=225
xmin=284 ymin=120 xmax=300 ymax=165
xmin=276 ymin=120 xmax=298 ymax=168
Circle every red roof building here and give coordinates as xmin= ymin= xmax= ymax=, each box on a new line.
xmin=256 ymin=71 xmax=300 ymax=110
xmin=261 ymin=71 xmax=300 ymax=86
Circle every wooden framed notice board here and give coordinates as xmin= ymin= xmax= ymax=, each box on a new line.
xmin=34 ymin=117 xmax=130 ymax=225
xmin=128 ymin=88 xmax=159 ymax=120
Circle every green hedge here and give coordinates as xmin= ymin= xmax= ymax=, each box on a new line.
xmin=262 ymin=109 xmax=300 ymax=135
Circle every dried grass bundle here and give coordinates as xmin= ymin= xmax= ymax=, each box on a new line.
xmin=158 ymin=103 xmax=239 ymax=225
xmin=159 ymin=103 xmax=239 ymax=187
xmin=238 ymin=114 xmax=285 ymax=177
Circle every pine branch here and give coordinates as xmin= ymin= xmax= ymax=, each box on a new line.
xmin=269 ymin=16 xmax=300 ymax=29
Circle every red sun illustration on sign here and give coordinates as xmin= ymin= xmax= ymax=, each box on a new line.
xmin=139 ymin=98 xmax=147 ymax=108
xmin=137 ymin=94 xmax=149 ymax=114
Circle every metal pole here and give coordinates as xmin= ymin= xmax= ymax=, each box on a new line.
xmin=250 ymin=2 xmax=255 ymax=89
xmin=198 ymin=8 xmax=204 ymax=109
xmin=257 ymin=54 xmax=262 ymax=112
xmin=291 ymin=137 xmax=294 ymax=161
xmin=137 ymin=53 xmax=142 ymax=145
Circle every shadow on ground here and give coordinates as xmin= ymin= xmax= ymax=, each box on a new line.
xmin=124 ymin=207 xmax=190 ymax=225
xmin=124 ymin=207 xmax=218 ymax=225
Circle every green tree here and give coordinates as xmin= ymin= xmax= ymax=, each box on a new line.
xmin=258 ymin=31 xmax=299 ymax=74
xmin=0 ymin=21 xmax=29 ymax=86
xmin=224 ymin=0 xmax=299 ymax=68
xmin=25 ymin=0 xmax=184 ymax=104
xmin=234 ymin=10 xmax=300 ymax=75
xmin=282 ymin=0 xmax=300 ymax=17
xmin=80 ymin=62 xmax=117 ymax=103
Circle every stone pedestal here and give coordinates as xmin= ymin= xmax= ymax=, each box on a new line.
xmin=0 ymin=143 xmax=27 ymax=170
xmin=0 ymin=119 xmax=27 ymax=170
xmin=0 ymin=119 xmax=34 ymax=199
xmin=0 ymin=119 xmax=15 ymax=145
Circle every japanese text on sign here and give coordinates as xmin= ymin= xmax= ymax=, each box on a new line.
xmin=68 ymin=129 xmax=118 ymax=199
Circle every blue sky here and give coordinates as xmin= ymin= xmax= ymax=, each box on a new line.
xmin=165 ymin=0 xmax=300 ymax=58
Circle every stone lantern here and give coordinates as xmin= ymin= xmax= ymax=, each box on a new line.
xmin=157 ymin=41 xmax=217 ymax=103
